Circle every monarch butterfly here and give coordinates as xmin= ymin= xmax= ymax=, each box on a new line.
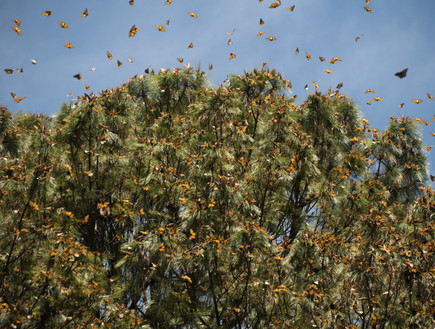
xmin=58 ymin=21 xmax=69 ymax=29
xmin=431 ymin=174 xmax=435 ymax=181
xmin=412 ymin=99 xmax=422 ymax=104
xmin=336 ymin=82 xmax=343 ymax=89
xmin=226 ymin=29 xmax=236 ymax=35
xmin=288 ymin=5 xmax=295 ymax=11
xmin=107 ymin=51 xmax=113 ymax=60
xmin=43 ymin=9 xmax=52 ymax=16
xmin=269 ymin=2 xmax=280 ymax=9
xmin=117 ymin=60 xmax=123 ymax=68
xmin=260 ymin=18 xmax=264 ymax=26
xmin=266 ymin=36 xmax=276 ymax=41
xmin=229 ymin=53 xmax=236 ymax=60
xmin=366 ymin=100 xmax=371 ymax=105
xmin=164 ymin=20 xmax=170 ymax=25
xmin=164 ymin=0 xmax=172 ymax=4
xmin=4 ymin=69 xmax=13 ymax=74
xmin=129 ymin=0 xmax=134 ymax=5
xmin=306 ymin=53 xmax=311 ymax=60
xmin=91 ymin=67 xmax=96 ymax=71
xmin=257 ymin=31 xmax=264 ymax=36
xmin=73 ymin=73 xmax=82 ymax=80
xmin=427 ymin=93 xmax=433 ymax=100
xmin=209 ymin=64 xmax=213 ymax=70
xmin=355 ymin=36 xmax=360 ymax=42
xmin=188 ymin=12 xmax=198 ymax=18
xmin=395 ymin=68 xmax=408 ymax=79
xmin=85 ymin=84 xmax=90 ymax=91
xmin=398 ymin=103 xmax=404 ymax=108
xmin=330 ymin=57 xmax=342 ymax=64
xmin=319 ymin=56 xmax=325 ymax=62
xmin=17 ymin=68 xmax=23 ymax=73
xmin=64 ymin=42 xmax=74 ymax=48
xmin=366 ymin=0 xmax=370 ymax=4
xmin=31 ymin=59 xmax=36 ymax=64
xmin=373 ymin=97 xmax=383 ymax=101
xmin=177 ymin=58 xmax=184 ymax=63
xmin=365 ymin=89 xmax=375 ymax=93
xmin=129 ymin=25 xmax=140 ymax=36
xmin=188 ymin=42 xmax=193 ymax=48
xmin=155 ymin=25 xmax=165 ymax=32
xmin=10 ymin=92 xmax=25 ymax=103
xmin=11 ymin=26 xmax=21 ymax=35
xmin=295 ymin=48 xmax=299 ymax=55
xmin=323 ymin=69 xmax=333 ymax=74
xmin=128 ymin=57 xmax=133 ymax=63
xmin=81 ymin=9 xmax=88 ymax=17
xmin=363 ymin=6 xmax=372 ymax=13
xmin=227 ymin=39 xmax=232 ymax=45
xmin=12 ymin=19 xmax=21 ymax=26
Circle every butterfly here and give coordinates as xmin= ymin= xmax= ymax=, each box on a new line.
xmin=129 ymin=25 xmax=140 ymax=36
xmin=58 ymin=21 xmax=70 ymax=29
xmin=295 ymin=48 xmax=299 ymax=55
xmin=188 ymin=12 xmax=198 ymax=18
xmin=319 ymin=56 xmax=325 ymax=62
xmin=226 ymin=29 xmax=236 ymax=35
xmin=66 ymin=93 xmax=73 ymax=97
xmin=412 ymin=99 xmax=422 ymax=104
xmin=227 ymin=39 xmax=232 ymax=45
xmin=177 ymin=58 xmax=184 ymax=63
xmin=431 ymin=175 xmax=435 ymax=182
xmin=155 ymin=25 xmax=166 ymax=32
xmin=355 ymin=36 xmax=360 ymax=42
xmin=260 ymin=18 xmax=264 ymax=26
xmin=365 ymin=89 xmax=375 ymax=93
xmin=129 ymin=0 xmax=134 ymax=5
xmin=427 ymin=93 xmax=433 ymax=100
xmin=395 ymin=68 xmax=408 ymax=78
xmin=398 ymin=103 xmax=404 ymax=108
xmin=366 ymin=100 xmax=371 ymax=105
xmin=85 ymin=84 xmax=90 ymax=91
xmin=373 ymin=97 xmax=383 ymax=101
xmin=304 ymin=84 xmax=308 ymax=90
xmin=12 ymin=19 xmax=21 ymax=26
xmin=107 ymin=51 xmax=113 ymax=60
xmin=31 ymin=59 xmax=36 ymax=64
xmin=10 ymin=92 xmax=25 ymax=103
xmin=306 ymin=53 xmax=311 ymax=60
xmin=330 ymin=57 xmax=342 ymax=64
xmin=17 ymin=68 xmax=23 ymax=73
xmin=91 ymin=67 xmax=96 ymax=71
xmin=366 ymin=0 xmax=370 ymax=4
xmin=336 ymin=82 xmax=343 ymax=89
xmin=323 ymin=69 xmax=333 ymax=74
xmin=4 ymin=69 xmax=14 ymax=74
xmin=128 ymin=57 xmax=133 ymax=63
xmin=164 ymin=20 xmax=170 ymax=25
xmin=188 ymin=42 xmax=193 ymax=48
xmin=266 ymin=36 xmax=276 ymax=41
xmin=269 ymin=2 xmax=281 ymax=9
xmin=11 ymin=26 xmax=21 ymax=35
xmin=229 ymin=53 xmax=236 ymax=60
xmin=81 ymin=9 xmax=88 ymax=17
xmin=209 ymin=64 xmax=213 ymax=70
xmin=43 ymin=9 xmax=52 ymax=16
xmin=364 ymin=6 xmax=372 ymax=13
xmin=164 ymin=0 xmax=172 ymax=4
xmin=73 ymin=73 xmax=82 ymax=80
xmin=117 ymin=60 xmax=123 ymax=68
xmin=257 ymin=32 xmax=265 ymax=36
xmin=64 ymin=42 xmax=74 ymax=48
xmin=288 ymin=5 xmax=295 ymax=11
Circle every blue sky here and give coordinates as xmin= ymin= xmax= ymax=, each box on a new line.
xmin=1 ymin=0 xmax=435 ymax=170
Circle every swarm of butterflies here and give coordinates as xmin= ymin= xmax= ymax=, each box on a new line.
xmin=4 ymin=0 xmax=435 ymax=151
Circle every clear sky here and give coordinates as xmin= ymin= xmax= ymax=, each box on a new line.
xmin=1 ymin=0 xmax=435 ymax=170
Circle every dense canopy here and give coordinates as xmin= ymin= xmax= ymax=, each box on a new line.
xmin=0 ymin=67 xmax=434 ymax=328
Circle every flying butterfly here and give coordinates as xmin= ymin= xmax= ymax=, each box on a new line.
xmin=227 ymin=39 xmax=232 ymax=45
xmin=188 ymin=42 xmax=193 ymax=48
xmin=365 ymin=89 xmax=375 ymax=93
xmin=12 ymin=19 xmax=21 ymax=26
xmin=269 ymin=2 xmax=281 ymax=9
xmin=10 ymin=92 xmax=25 ymax=103
xmin=188 ymin=12 xmax=198 ymax=18
xmin=128 ymin=56 xmax=133 ymax=63
xmin=58 ymin=21 xmax=70 ymax=29
xmin=129 ymin=0 xmax=134 ymax=5
xmin=260 ymin=18 xmax=264 ymax=26
xmin=107 ymin=51 xmax=113 ymax=60
xmin=73 ymin=73 xmax=82 ymax=80
xmin=209 ymin=64 xmax=213 ymax=70
xmin=395 ymin=68 xmax=408 ymax=78
xmin=306 ymin=53 xmax=311 ymax=60
xmin=323 ymin=69 xmax=333 ymax=74
xmin=81 ymin=8 xmax=88 ymax=17
xmin=288 ymin=5 xmax=295 ymax=11
xmin=412 ymin=99 xmax=422 ymax=104
xmin=117 ymin=60 xmax=123 ymax=68
xmin=155 ymin=25 xmax=166 ymax=32
xmin=304 ymin=84 xmax=308 ymax=90
xmin=295 ymin=48 xmax=299 ymax=55
xmin=229 ymin=53 xmax=236 ymax=60
xmin=364 ymin=6 xmax=372 ymax=13
xmin=85 ymin=84 xmax=90 ymax=91
xmin=266 ymin=36 xmax=276 ymax=41
xmin=17 ymin=68 xmax=23 ymax=73
xmin=64 ymin=42 xmax=74 ymax=49
xmin=366 ymin=100 xmax=371 ymax=105
xmin=427 ymin=93 xmax=433 ymax=100
xmin=4 ymin=69 xmax=14 ymax=74
xmin=398 ymin=103 xmax=404 ymax=108
xmin=177 ymin=58 xmax=184 ymax=63
xmin=336 ymin=82 xmax=343 ymax=89
xmin=373 ymin=97 xmax=383 ymax=101
xmin=31 ymin=59 xmax=36 ymax=64
xmin=330 ymin=57 xmax=342 ymax=64
xmin=43 ymin=9 xmax=52 ymax=16
xmin=355 ymin=36 xmax=360 ymax=42
xmin=226 ymin=29 xmax=236 ymax=35
xmin=164 ymin=0 xmax=172 ymax=4
xmin=129 ymin=25 xmax=140 ymax=36
xmin=11 ymin=26 xmax=21 ymax=35
xmin=164 ymin=20 xmax=170 ymax=25
xmin=319 ymin=56 xmax=325 ymax=62
xmin=91 ymin=67 xmax=96 ymax=71
xmin=257 ymin=31 xmax=265 ymax=36
xmin=366 ymin=0 xmax=370 ymax=4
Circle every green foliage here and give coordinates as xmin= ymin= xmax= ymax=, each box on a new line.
xmin=0 ymin=68 xmax=434 ymax=328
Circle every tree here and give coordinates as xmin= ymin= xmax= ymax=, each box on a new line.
xmin=1 ymin=67 xmax=434 ymax=328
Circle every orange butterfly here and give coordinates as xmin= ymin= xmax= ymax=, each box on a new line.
xmin=188 ymin=12 xmax=198 ymax=18
xmin=366 ymin=100 xmax=371 ymax=105
xmin=117 ymin=60 xmax=123 ymax=68
xmin=73 ymin=73 xmax=82 ymax=80
xmin=364 ymin=6 xmax=372 ymax=13
xmin=365 ymin=89 xmax=375 ymax=93
xmin=12 ymin=19 xmax=21 ymax=26
xmin=373 ymin=97 xmax=383 ymax=101
xmin=58 ymin=21 xmax=69 ymax=29
xmin=164 ymin=20 xmax=170 ymax=25
xmin=288 ymin=5 xmax=295 ymax=11
xmin=155 ymin=25 xmax=166 ymax=32
xmin=11 ymin=26 xmax=21 ymax=35
xmin=260 ymin=18 xmax=264 ymax=26
xmin=295 ymin=48 xmax=299 ymax=55
xmin=398 ymin=103 xmax=404 ymax=108
xmin=129 ymin=0 xmax=134 ymax=5
xmin=81 ymin=9 xmax=88 ymax=17
xmin=257 ymin=31 xmax=265 ymax=36
xmin=427 ymin=93 xmax=433 ymax=100
xmin=412 ymin=99 xmax=422 ymax=104
xmin=43 ymin=9 xmax=52 ymax=16
xmin=4 ymin=69 xmax=13 ymax=74
xmin=107 ymin=51 xmax=113 ymax=60
xmin=395 ymin=68 xmax=407 ymax=78
xmin=209 ymin=64 xmax=213 ymax=70
xmin=177 ymin=58 xmax=184 ymax=63
xmin=229 ymin=53 xmax=236 ymax=60
xmin=269 ymin=2 xmax=281 ymax=9
xmin=128 ymin=57 xmax=133 ymax=63
xmin=164 ymin=0 xmax=172 ymax=4
xmin=188 ymin=42 xmax=193 ymax=48
xmin=366 ymin=0 xmax=370 ymax=4
xmin=319 ymin=56 xmax=325 ymax=62
xmin=129 ymin=25 xmax=140 ymax=36
xmin=306 ymin=53 xmax=311 ymax=60
xmin=10 ymin=92 xmax=25 ymax=103
xmin=91 ymin=67 xmax=96 ymax=71
xmin=85 ymin=84 xmax=90 ymax=91
xmin=64 ymin=42 xmax=74 ymax=49
xmin=323 ymin=69 xmax=333 ymax=74
xmin=266 ymin=36 xmax=276 ymax=41
xmin=330 ymin=57 xmax=342 ymax=64
xmin=17 ymin=68 xmax=23 ymax=73
xmin=336 ymin=82 xmax=343 ymax=89
xmin=31 ymin=59 xmax=36 ymax=64
xmin=355 ymin=36 xmax=360 ymax=42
